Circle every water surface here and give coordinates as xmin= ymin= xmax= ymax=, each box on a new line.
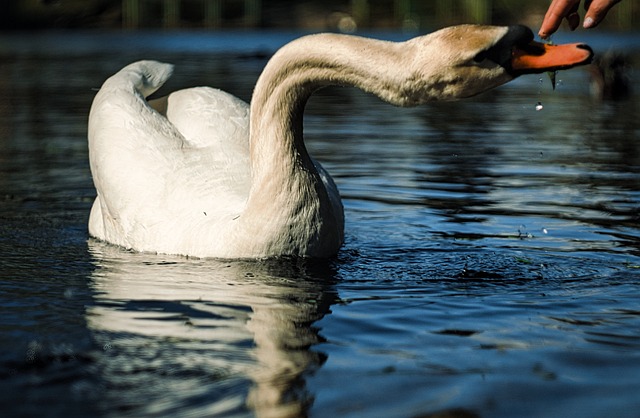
xmin=1 ymin=31 xmax=639 ymax=417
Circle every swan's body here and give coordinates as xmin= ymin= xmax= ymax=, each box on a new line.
xmin=88 ymin=25 xmax=591 ymax=258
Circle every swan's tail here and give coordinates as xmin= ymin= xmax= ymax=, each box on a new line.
xmin=109 ymin=60 xmax=174 ymax=98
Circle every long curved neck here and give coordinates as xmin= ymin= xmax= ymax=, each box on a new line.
xmin=241 ymin=34 xmax=416 ymax=255
xmin=250 ymin=34 xmax=409 ymax=178
xmin=248 ymin=34 xmax=410 ymax=197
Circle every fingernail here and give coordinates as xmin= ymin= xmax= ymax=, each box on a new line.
xmin=583 ymin=17 xmax=595 ymax=28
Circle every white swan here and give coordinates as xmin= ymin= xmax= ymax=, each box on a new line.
xmin=88 ymin=24 xmax=592 ymax=259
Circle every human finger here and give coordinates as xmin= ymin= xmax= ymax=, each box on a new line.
xmin=584 ymin=0 xmax=622 ymax=28
xmin=539 ymin=0 xmax=582 ymax=38
xmin=566 ymin=5 xmax=581 ymax=31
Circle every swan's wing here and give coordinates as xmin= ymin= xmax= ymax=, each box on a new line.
xmin=89 ymin=62 xmax=251 ymax=249
xmin=166 ymin=87 xmax=249 ymax=149
xmin=163 ymin=86 xmax=251 ymax=217
xmin=89 ymin=61 xmax=188 ymax=234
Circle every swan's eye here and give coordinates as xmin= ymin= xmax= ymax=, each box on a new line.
xmin=473 ymin=51 xmax=487 ymax=63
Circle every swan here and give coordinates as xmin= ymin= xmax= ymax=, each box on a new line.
xmin=88 ymin=24 xmax=592 ymax=259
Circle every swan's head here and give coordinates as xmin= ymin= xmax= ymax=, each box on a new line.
xmin=400 ymin=24 xmax=593 ymax=104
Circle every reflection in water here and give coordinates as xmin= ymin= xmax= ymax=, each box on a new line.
xmin=87 ymin=241 xmax=338 ymax=417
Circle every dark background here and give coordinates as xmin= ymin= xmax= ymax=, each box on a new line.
xmin=2 ymin=0 xmax=638 ymax=31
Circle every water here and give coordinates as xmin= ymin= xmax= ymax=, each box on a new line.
xmin=1 ymin=30 xmax=639 ymax=417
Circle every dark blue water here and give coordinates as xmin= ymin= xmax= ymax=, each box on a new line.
xmin=1 ymin=30 xmax=639 ymax=417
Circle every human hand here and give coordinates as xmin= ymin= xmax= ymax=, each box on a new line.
xmin=539 ymin=0 xmax=622 ymax=39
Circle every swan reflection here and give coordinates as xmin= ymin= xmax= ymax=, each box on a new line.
xmin=86 ymin=240 xmax=338 ymax=417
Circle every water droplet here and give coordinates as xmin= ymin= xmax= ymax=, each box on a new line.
xmin=535 ymin=102 xmax=544 ymax=111
xmin=542 ymin=228 xmax=548 ymax=234
xmin=518 ymin=225 xmax=534 ymax=239
xmin=548 ymin=71 xmax=557 ymax=90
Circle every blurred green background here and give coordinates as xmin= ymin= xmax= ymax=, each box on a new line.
xmin=1 ymin=0 xmax=637 ymax=31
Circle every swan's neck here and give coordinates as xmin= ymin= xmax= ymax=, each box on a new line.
xmin=249 ymin=34 xmax=409 ymax=184
xmin=243 ymin=34 xmax=415 ymax=255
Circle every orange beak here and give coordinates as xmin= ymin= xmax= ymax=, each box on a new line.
xmin=511 ymin=41 xmax=593 ymax=73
